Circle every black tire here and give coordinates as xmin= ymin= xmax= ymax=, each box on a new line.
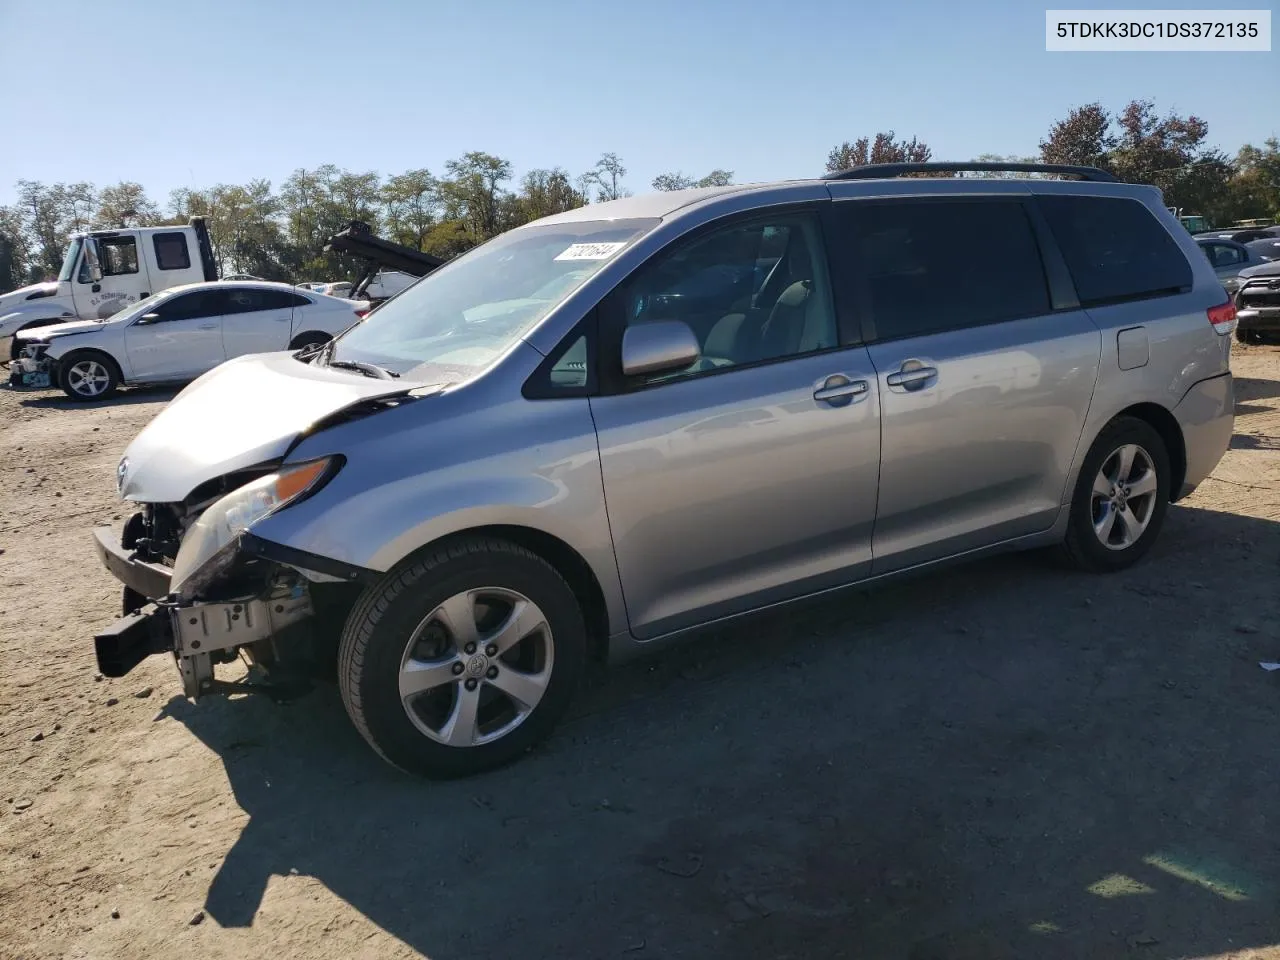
xmin=289 ymin=331 xmax=331 ymax=351
xmin=338 ymin=537 xmax=587 ymax=778
xmin=1060 ymin=416 xmax=1171 ymax=572
xmin=1236 ymin=326 xmax=1261 ymax=345
xmin=57 ymin=350 xmax=121 ymax=402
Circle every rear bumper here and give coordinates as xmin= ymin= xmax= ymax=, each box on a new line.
xmin=1173 ymin=372 xmax=1234 ymax=499
xmin=1236 ymin=307 xmax=1280 ymax=331
xmin=92 ymin=526 xmax=172 ymax=599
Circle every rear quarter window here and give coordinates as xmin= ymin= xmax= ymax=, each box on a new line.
xmin=1038 ymin=195 xmax=1193 ymax=307
xmin=153 ymin=232 xmax=191 ymax=271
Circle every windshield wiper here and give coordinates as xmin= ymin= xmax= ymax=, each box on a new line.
xmin=327 ymin=359 xmax=398 ymax=380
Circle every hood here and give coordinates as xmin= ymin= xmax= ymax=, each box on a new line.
xmin=0 ymin=281 xmax=59 ymax=312
xmin=119 ymin=351 xmax=441 ymax=503
xmin=1240 ymin=260 xmax=1280 ymax=281
xmin=16 ymin=318 xmax=107 ymax=340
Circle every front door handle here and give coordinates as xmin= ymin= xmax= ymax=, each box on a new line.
xmin=198 ymin=323 xmax=218 ymax=330
xmin=813 ymin=374 xmax=869 ymax=407
xmin=885 ymin=361 xmax=938 ymax=391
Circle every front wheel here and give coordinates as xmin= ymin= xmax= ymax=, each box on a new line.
xmin=1060 ymin=416 xmax=1170 ymax=572
xmin=338 ymin=537 xmax=587 ymax=778
xmin=58 ymin=351 xmax=121 ymax=401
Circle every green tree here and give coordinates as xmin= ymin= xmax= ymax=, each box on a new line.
xmin=92 ymin=182 xmax=160 ymax=228
xmin=513 ymin=167 xmax=587 ymax=223
xmin=960 ymin=153 xmax=1043 ymax=178
xmin=826 ymin=133 xmax=931 ymax=173
xmin=15 ymin=180 xmax=68 ymax=278
xmin=381 ymin=169 xmax=440 ymax=250
xmin=586 ymin=152 xmax=629 ymax=201
xmin=0 ymin=205 xmax=27 ymax=292
xmin=440 ymin=152 xmax=513 ymax=243
xmin=652 ymin=169 xmax=734 ymax=191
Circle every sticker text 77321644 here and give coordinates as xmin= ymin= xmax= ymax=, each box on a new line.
xmin=554 ymin=242 xmax=628 ymax=262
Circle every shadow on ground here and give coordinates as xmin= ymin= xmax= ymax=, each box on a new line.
xmin=165 ymin=504 xmax=1280 ymax=960
xmin=14 ymin=384 xmax=180 ymax=409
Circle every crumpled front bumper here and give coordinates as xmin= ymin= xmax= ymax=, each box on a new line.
xmin=7 ymin=352 xmax=54 ymax=390
xmin=90 ymin=524 xmax=315 ymax=697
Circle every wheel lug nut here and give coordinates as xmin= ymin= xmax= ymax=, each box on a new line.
xmin=452 ymin=663 xmax=464 ymax=675
xmin=485 ymin=644 xmax=497 ymax=656
xmin=464 ymin=678 xmax=478 ymax=691
xmin=486 ymin=666 xmax=498 ymax=679
xmin=464 ymin=642 xmax=476 ymax=655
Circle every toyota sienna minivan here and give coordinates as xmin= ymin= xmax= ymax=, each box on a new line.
xmin=91 ymin=162 xmax=1235 ymax=777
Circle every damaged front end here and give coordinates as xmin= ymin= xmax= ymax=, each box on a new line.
xmin=93 ymin=456 xmax=372 ymax=699
xmin=8 ymin=341 xmax=55 ymax=390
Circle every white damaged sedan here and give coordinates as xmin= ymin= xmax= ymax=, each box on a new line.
xmin=9 ymin=281 xmax=369 ymax=401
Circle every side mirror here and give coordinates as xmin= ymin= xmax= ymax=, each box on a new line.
xmin=83 ymin=238 xmax=104 ymax=283
xmin=621 ymin=320 xmax=700 ymax=377
xmin=136 ymin=313 xmax=161 ymax=325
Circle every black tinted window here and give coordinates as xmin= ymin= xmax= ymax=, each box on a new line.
xmin=100 ymin=237 xmax=139 ymax=276
xmin=152 ymin=291 xmax=226 ymax=322
xmin=839 ymin=199 xmax=1050 ymax=340
xmin=153 ymin=232 xmax=191 ymax=271
xmin=260 ymin=290 xmax=302 ymax=310
xmin=1039 ymin=195 xmax=1192 ymax=306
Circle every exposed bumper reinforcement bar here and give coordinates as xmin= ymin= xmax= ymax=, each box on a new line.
xmin=92 ymin=526 xmax=172 ymax=600
xmin=94 ymin=607 xmax=175 ymax=678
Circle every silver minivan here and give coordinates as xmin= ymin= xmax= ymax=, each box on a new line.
xmin=92 ymin=163 xmax=1235 ymax=777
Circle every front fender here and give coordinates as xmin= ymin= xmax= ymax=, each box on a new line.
xmin=248 ymin=383 xmax=629 ymax=636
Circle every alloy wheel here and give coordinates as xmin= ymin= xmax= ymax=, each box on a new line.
xmin=1091 ymin=443 xmax=1158 ymax=550
xmin=67 ymin=359 xmax=111 ymax=398
xmin=398 ymin=588 xmax=554 ymax=747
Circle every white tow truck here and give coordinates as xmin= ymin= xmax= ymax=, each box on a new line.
xmin=0 ymin=218 xmax=217 ymax=360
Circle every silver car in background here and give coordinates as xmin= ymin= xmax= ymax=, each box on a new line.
xmin=90 ymin=162 xmax=1235 ymax=778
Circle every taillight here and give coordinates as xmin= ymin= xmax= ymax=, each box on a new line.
xmin=1207 ymin=300 xmax=1236 ymax=335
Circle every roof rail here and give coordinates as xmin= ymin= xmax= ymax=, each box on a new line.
xmin=822 ymin=162 xmax=1118 ymax=183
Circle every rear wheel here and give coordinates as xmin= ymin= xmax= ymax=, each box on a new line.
xmin=57 ymin=351 xmax=121 ymax=401
xmin=338 ymin=537 xmax=586 ymax=778
xmin=1060 ymin=416 xmax=1170 ymax=572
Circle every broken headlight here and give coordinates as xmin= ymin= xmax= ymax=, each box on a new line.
xmin=169 ymin=457 xmax=341 ymax=599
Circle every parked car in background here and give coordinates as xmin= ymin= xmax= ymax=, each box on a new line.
xmin=1196 ymin=237 xmax=1276 ymax=294
xmin=1245 ymin=237 xmax=1280 ymax=262
xmin=0 ymin=218 xmax=216 ymax=359
xmin=1234 ymin=260 xmax=1280 ymax=344
xmin=9 ymin=281 xmax=368 ymax=401
xmin=1194 ymin=225 xmax=1280 ymax=244
xmin=87 ymin=162 xmax=1235 ymax=778
xmin=360 ymin=269 xmax=418 ymax=302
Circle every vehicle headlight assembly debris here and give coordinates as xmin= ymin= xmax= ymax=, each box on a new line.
xmin=170 ymin=457 xmax=340 ymax=599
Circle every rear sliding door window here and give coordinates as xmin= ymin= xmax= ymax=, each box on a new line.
xmin=838 ymin=199 xmax=1051 ymax=340
xmin=1038 ymin=195 xmax=1192 ymax=307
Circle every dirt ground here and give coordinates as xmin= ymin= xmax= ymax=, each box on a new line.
xmin=2 ymin=344 xmax=1280 ymax=960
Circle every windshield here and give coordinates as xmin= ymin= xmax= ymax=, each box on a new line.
xmin=57 ymin=238 xmax=83 ymax=283
xmin=329 ymin=218 xmax=658 ymax=378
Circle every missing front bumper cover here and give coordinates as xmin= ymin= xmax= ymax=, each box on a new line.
xmin=93 ymin=590 xmax=314 ymax=698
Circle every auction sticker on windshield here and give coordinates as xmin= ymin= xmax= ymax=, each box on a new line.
xmin=555 ymin=242 xmax=628 ymax=261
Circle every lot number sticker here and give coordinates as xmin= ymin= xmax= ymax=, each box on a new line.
xmin=555 ymin=242 xmax=628 ymax=261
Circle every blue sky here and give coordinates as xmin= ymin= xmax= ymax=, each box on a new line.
xmin=0 ymin=0 xmax=1275 ymax=208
